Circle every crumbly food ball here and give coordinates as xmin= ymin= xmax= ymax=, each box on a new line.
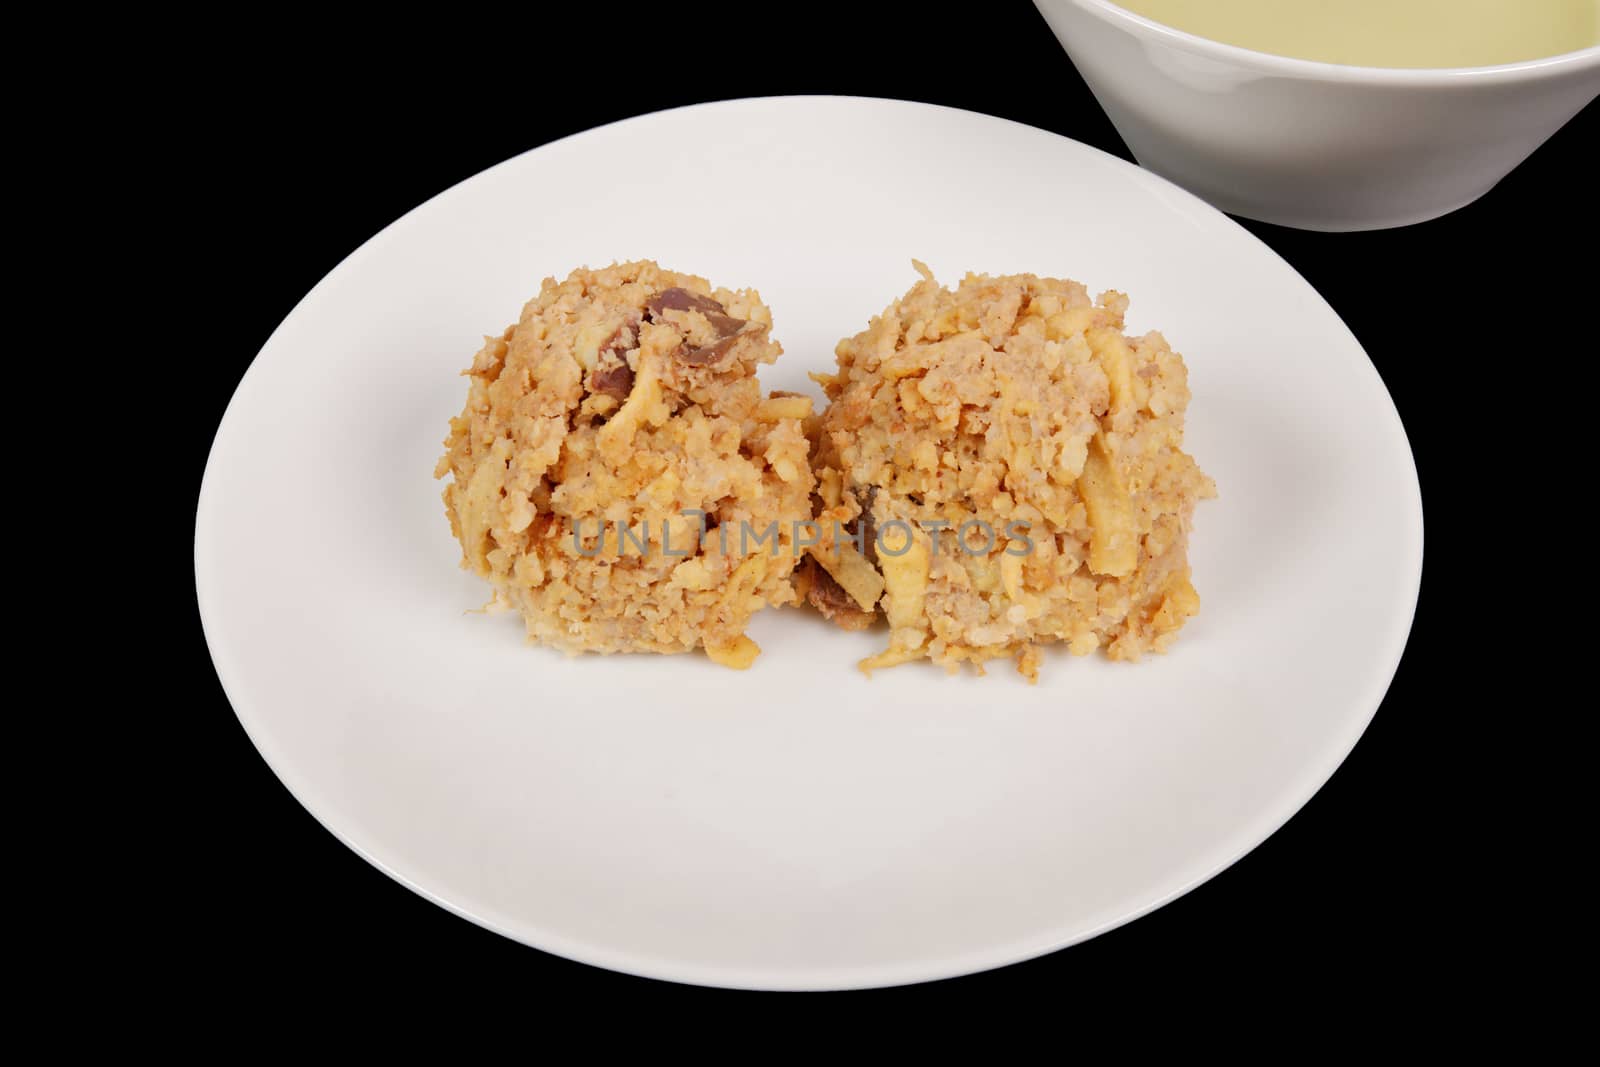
xmin=435 ymin=261 xmax=814 ymax=667
xmin=809 ymin=263 xmax=1215 ymax=680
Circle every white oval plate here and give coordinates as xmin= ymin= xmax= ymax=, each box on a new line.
xmin=196 ymin=96 xmax=1422 ymax=990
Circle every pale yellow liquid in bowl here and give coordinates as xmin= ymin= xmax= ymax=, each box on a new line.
xmin=1111 ymin=1 xmax=1600 ymax=68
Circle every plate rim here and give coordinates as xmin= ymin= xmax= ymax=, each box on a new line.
xmin=194 ymin=94 xmax=1425 ymax=990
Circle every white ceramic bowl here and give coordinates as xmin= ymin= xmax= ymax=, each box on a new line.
xmin=1033 ymin=0 xmax=1600 ymax=230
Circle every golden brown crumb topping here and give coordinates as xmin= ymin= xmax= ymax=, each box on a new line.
xmin=808 ymin=263 xmax=1215 ymax=679
xmin=435 ymin=260 xmax=814 ymax=666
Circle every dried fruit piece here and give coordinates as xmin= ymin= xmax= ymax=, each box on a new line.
xmin=755 ymin=395 xmax=813 ymax=421
xmin=590 ymin=359 xmax=635 ymax=401
xmin=805 ymin=562 xmax=876 ymax=631
xmin=679 ymin=332 xmax=744 ymax=366
xmin=706 ymin=634 xmax=760 ymax=669
xmin=646 ymin=286 xmax=728 ymax=319
xmin=809 ymin=539 xmax=885 ymax=612
xmin=1080 ymin=433 xmax=1137 ymax=578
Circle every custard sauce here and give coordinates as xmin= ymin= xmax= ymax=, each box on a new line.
xmin=1111 ymin=0 xmax=1600 ymax=68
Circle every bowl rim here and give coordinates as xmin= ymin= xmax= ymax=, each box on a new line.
xmin=1067 ymin=0 xmax=1600 ymax=83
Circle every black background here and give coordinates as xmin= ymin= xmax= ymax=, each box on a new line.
xmin=180 ymin=2 xmax=1594 ymax=1005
